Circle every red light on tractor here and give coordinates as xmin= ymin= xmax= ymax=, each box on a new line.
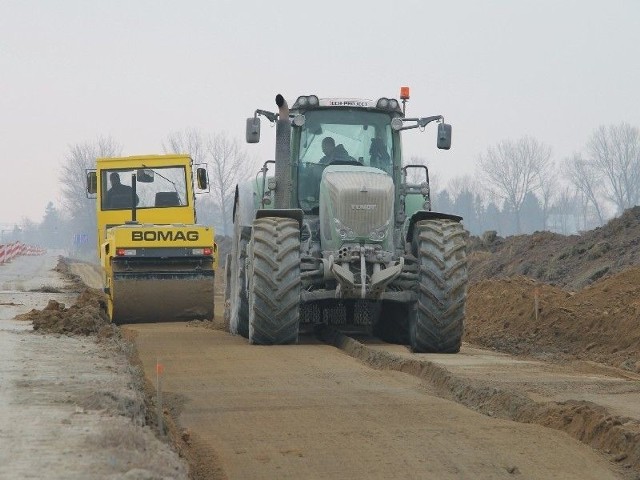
xmin=400 ymin=86 xmax=410 ymax=100
xmin=116 ymin=248 xmax=125 ymax=256
xmin=203 ymin=247 xmax=213 ymax=256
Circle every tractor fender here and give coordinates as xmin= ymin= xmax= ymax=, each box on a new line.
xmin=405 ymin=210 xmax=463 ymax=242
xmin=255 ymin=209 xmax=304 ymax=229
xmin=233 ymin=182 xmax=259 ymax=228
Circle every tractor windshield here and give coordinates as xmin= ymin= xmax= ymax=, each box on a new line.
xmin=297 ymin=109 xmax=394 ymax=213
xmin=101 ymin=166 xmax=188 ymax=210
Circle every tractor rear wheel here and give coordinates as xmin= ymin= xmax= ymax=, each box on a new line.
xmin=410 ymin=219 xmax=467 ymax=353
xmin=228 ymin=215 xmax=250 ymax=337
xmin=248 ymin=217 xmax=301 ymax=345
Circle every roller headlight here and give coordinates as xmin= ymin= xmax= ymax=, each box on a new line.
xmin=377 ymin=98 xmax=389 ymax=109
xmin=389 ymin=99 xmax=399 ymax=110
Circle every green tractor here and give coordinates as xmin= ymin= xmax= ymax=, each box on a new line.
xmin=225 ymin=90 xmax=467 ymax=353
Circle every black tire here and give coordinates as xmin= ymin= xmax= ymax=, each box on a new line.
xmin=410 ymin=219 xmax=467 ymax=353
xmin=248 ymin=217 xmax=301 ymax=345
xmin=229 ymin=212 xmax=250 ymax=338
xmin=223 ymin=253 xmax=232 ymax=330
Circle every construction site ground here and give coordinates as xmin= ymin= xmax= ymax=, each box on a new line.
xmin=2 ymin=207 xmax=640 ymax=479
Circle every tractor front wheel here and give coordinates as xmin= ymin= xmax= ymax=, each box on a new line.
xmin=248 ymin=217 xmax=301 ymax=345
xmin=410 ymin=219 xmax=468 ymax=353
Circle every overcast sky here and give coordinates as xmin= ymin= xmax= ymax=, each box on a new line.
xmin=1 ymin=0 xmax=639 ymax=227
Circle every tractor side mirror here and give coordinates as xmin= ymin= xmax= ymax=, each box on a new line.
xmin=196 ymin=167 xmax=208 ymax=189
xmin=86 ymin=171 xmax=97 ymax=195
xmin=437 ymin=123 xmax=452 ymax=150
xmin=246 ymin=117 xmax=261 ymax=143
xmin=136 ymin=169 xmax=154 ymax=183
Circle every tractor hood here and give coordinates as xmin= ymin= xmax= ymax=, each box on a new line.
xmin=319 ymin=166 xmax=394 ymax=250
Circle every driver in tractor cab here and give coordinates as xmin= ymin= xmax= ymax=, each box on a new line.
xmin=369 ymin=136 xmax=391 ymax=173
xmin=318 ymin=137 xmax=358 ymax=165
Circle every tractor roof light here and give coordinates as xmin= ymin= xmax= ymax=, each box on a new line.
xmin=293 ymin=95 xmax=319 ymax=109
xmin=400 ymin=86 xmax=410 ymax=100
xmin=376 ymin=97 xmax=402 ymax=113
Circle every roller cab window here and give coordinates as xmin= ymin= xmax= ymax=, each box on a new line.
xmin=101 ymin=166 xmax=188 ymax=210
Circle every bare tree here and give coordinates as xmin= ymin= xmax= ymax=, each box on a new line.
xmin=535 ymin=159 xmax=558 ymax=230
xmin=162 ymin=128 xmax=208 ymax=163
xmin=58 ymin=136 xmax=121 ymax=257
xmin=587 ymin=123 xmax=640 ymax=214
xmin=207 ymin=133 xmax=253 ymax=235
xmin=59 ymin=136 xmax=122 ymax=213
xmin=478 ymin=136 xmax=552 ymax=233
xmin=563 ymin=153 xmax=605 ymax=227
xmin=550 ymin=186 xmax=577 ymax=234
xmin=447 ymin=174 xmax=480 ymax=200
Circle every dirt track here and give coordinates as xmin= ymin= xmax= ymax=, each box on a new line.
xmin=7 ymin=251 xmax=638 ymax=479
xmin=124 ymin=322 xmax=634 ymax=480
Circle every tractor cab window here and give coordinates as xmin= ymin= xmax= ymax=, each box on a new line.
xmin=297 ymin=109 xmax=394 ymax=213
xmin=101 ymin=166 xmax=188 ymax=210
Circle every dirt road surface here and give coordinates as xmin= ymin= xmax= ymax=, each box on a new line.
xmin=0 ymin=252 xmax=188 ymax=479
xmin=126 ymin=322 xmax=632 ymax=480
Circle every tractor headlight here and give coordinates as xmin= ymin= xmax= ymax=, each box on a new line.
xmin=334 ymin=218 xmax=356 ymax=241
xmin=369 ymin=221 xmax=390 ymax=242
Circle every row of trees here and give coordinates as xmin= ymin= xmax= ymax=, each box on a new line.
xmin=422 ymin=122 xmax=640 ymax=236
xmin=15 ymin=122 xmax=640 ymax=254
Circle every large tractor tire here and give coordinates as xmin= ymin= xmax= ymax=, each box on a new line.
xmin=223 ymin=253 xmax=232 ymax=330
xmin=228 ymin=214 xmax=250 ymax=338
xmin=248 ymin=217 xmax=301 ymax=345
xmin=410 ymin=219 xmax=467 ymax=353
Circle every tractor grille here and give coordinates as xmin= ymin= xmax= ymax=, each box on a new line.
xmin=323 ymin=170 xmax=393 ymax=237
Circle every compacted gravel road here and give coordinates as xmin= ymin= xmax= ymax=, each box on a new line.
xmin=126 ymin=321 xmax=634 ymax=480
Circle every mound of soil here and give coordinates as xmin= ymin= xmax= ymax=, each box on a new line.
xmin=17 ymin=288 xmax=115 ymax=338
xmin=464 ymin=268 xmax=640 ymax=372
xmin=468 ymin=206 xmax=640 ymax=290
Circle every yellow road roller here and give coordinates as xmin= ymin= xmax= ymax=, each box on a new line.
xmin=87 ymin=154 xmax=218 ymax=324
